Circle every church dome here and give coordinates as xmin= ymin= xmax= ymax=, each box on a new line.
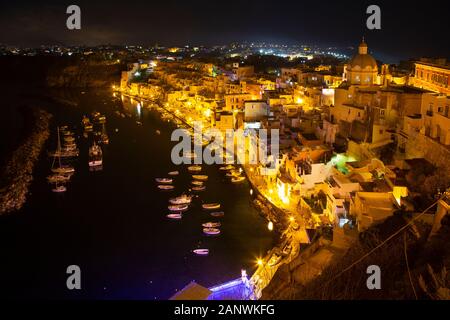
xmin=347 ymin=39 xmax=377 ymax=70
xmin=347 ymin=54 xmax=378 ymax=70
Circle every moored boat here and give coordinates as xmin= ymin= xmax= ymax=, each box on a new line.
xmin=231 ymin=176 xmax=246 ymax=183
xmin=191 ymin=180 xmax=204 ymax=186
xmin=210 ymin=211 xmax=225 ymax=217
xmin=166 ymin=213 xmax=182 ymax=220
xmin=155 ymin=178 xmax=173 ymax=184
xmin=158 ymin=185 xmax=174 ymax=190
xmin=192 ymin=186 xmax=206 ymax=192
xmin=187 ymin=165 xmax=202 ymax=172
xmin=168 ymin=204 xmax=189 ymax=212
xmin=52 ymin=185 xmax=67 ymax=193
xmin=202 ymin=203 xmax=220 ymax=210
xmin=192 ymin=175 xmax=208 ymax=181
xmin=193 ymin=249 xmax=209 ymax=256
xmin=202 ymin=222 xmax=221 ymax=228
xmin=168 ymin=171 xmax=179 ymax=176
xmin=203 ymin=228 xmax=220 ymax=235
xmin=169 ymin=194 xmax=193 ymax=205
xmin=88 ymin=142 xmax=103 ymax=167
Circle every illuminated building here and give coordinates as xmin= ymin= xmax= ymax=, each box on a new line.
xmin=410 ymin=59 xmax=450 ymax=95
xmin=343 ymin=39 xmax=378 ymax=86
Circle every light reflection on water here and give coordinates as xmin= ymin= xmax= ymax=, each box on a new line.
xmin=0 ymin=90 xmax=275 ymax=300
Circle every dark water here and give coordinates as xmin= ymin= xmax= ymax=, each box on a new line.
xmin=0 ymin=89 xmax=275 ymax=299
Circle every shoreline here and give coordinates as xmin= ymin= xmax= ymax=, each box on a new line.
xmin=0 ymin=108 xmax=52 ymax=215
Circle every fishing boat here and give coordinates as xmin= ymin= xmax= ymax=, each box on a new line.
xmin=187 ymin=165 xmax=202 ymax=172
xmin=155 ymin=178 xmax=173 ymax=184
xmin=168 ymin=204 xmax=189 ymax=212
xmin=191 ymin=180 xmax=204 ymax=186
xmin=193 ymin=249 xmax=209 ymax=256
xmin=210 ymin=211 xmax=225 ymax=217
xmin=158 ymin=185 xmax=174 ymax=191
xmin=203 ymin=228 xmax=220 ymax=235
xmin=231 ymin=176 xmax=246 ymax=183
xmin=192 ymin=186 xmax=206 ymax=192
xmin=168 ymin=171 xmax=179 ymax=176
xmin=88 ymin=142 xmax=103 ymax=167
xmin=166 ymin=213 xmax=182 ymax=220
xmin=202 ymin=222 xmax=221 ymax=228
xmin=169 ymin=194 xmax=193 ymax=205
xmin=202 ymin=203 xmax=220 ymax=210
xmin=192 ymin=175 xmax=208 ymax=181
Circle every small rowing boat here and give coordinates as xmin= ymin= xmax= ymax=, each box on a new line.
xmin=166 ymin=213 xmax=182 ymax=220
xmin=187 ymin=165 xmax=202 ymax=172
xmin=169 ymin=194 xmax=193 ymax=205
xmin=192 ymin=186 xmax=206 ymax=192
xmin=193 ymin=249 xmax=209 ymax=256
xmin=192 ymin=180 xmax=204 ymax=186
xmin=202 ymin=222 xmax=221 ymax=228
xmin=202 ymin=203 xmax=220 ymax=210
xmin=210 ymin=211 xmax=225 ymax=217
xmin=155 ymin=178 xmax=172 ymax=184
xmin=203 ymin=228 xmax=220 ymax=235
xmin=168 ymin=171 xmax=179 ymax=176
xmin=231 ymin=176 xmax=246 ymax=183
xmin=192 ymin=175 xmax=208 ymax=181
xmin=168 ymin=204 xmax=189 ymax=212
xmin=158 ymin=185 xmax=174 ymax=190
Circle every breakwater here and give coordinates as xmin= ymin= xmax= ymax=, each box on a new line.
xmin=0 ymin=109 xmax=52 ymax=214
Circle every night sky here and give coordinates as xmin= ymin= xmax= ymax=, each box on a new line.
xmin=1 ymin=0 xmax=449 ymax=62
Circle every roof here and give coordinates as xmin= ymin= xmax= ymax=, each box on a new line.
xmin=347 ymin=53 xmax=378 ymax=70
xmin=169 ymin=282 xmax=212 ymax=300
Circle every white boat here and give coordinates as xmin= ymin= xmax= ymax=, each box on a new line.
xmin=203 ymin=228 xmax=221 ymax=235
xmin=187 ymin=165 xmax=202 ymax=172
xmin=192 ymin=175 xmax=208 ymax=181
xmin=158 ymin=185 xmax=174 ymax=190
xmin=169 ymin=194 xmax=193 ymax=205
xmin=155 ymin=178 xmax=173 ymax=184
xmin=192 ymin=180 xmax=204 ymax=186
xmin=168 ymin=204 xmax=189 ymax=212
xmin=231 ymin=176 xmax=246 ymax=183
xmin=202 ymin=203 xmax=220 ymax=210
xmin=210 ymin=211 xmax=225 ymax=217
xmin=168 ymin=171 xmax=179 ymax=176
xmin=202 ymin=222 xmax=221 ymax=228
xmin=192 ymin=186 xmax=206 ymax=192
xmin=166 ymin=213 xmax=182 ymax=220
xmin=52 ymin=185 xmax=67 ymax=193
xmin=193 ymin=249 xmax=209 ymax=256
xmin=156 ymin=130 xmax=161 ymax=135
xmin=89 ymin=142 xmax=103 ymax=167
